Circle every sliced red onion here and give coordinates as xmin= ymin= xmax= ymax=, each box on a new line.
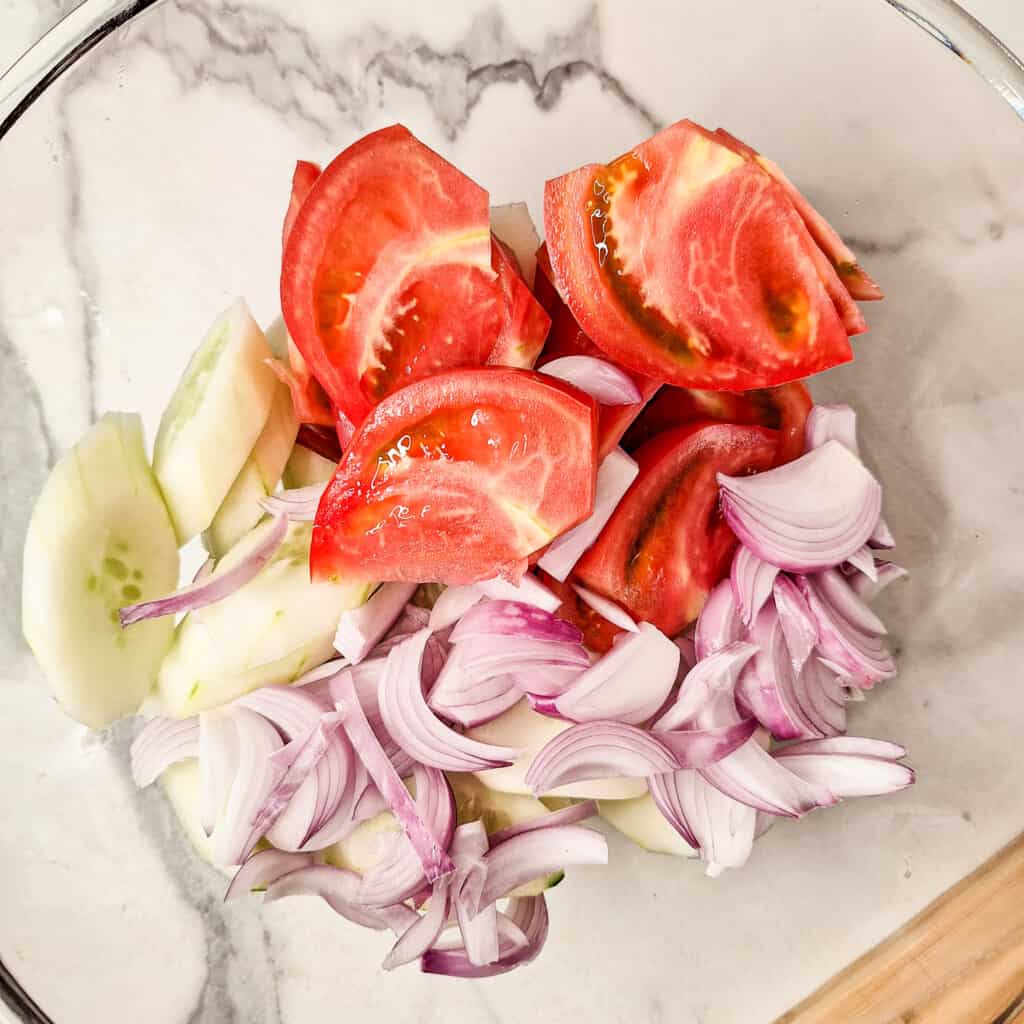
xmin=772 ymin=575 xmax=818 ymax=674
xmin=538 ymin=448 xmax=640 ymax=582
xmin=731 ymin=546 xmax=779 ymax=626
xmin=647 ymin=771 xmax=699 ymax=849
xmin=804 ymin=404 xmax=860 ymax=455
xmin=512 ymin=664 xmax=583 ymax=699
xmin=382 ymin=875 xmax=451 ymax=970
xmin=479 ymin=825 xmax=608 ymax=906
xmin=438 ymin=636 xmax=590 ymax=689
xmin=476 ymin=574 xmax=561 ymax=612
xmin=488 ymin=800 xmax=599 ymax=846
xmin=224 ymin=848 xmax=316 ymax=901
xmin=451 ymin=822 xmax=498 ymax=966
xmin=656 ymin=719 xmax=759 ymax=765
xmin=199 ymin=708 xmax=238 ymax=835
xmin=545 ymin=624 xmax=678 ymax=725
xmin=449 ymin=600 xmax=582 ymax=646
xmin=846 ymin=546 xmax=879 ymax=581
xmin=237 ymin=684 xmax=326 ymax=742
xmin=526 ymin=721 xmax=680 ymax=794
xmin=377 ymin=629 xmax=520 ymax=771
xmin=849 ymin=560 xmax=908 ymax=603
xmin=775 ymin=752 xmax=914 ymax=797
xmin=293 ymin=657 xmax=351 ymax=688
xmin=210 ymin=707 xmax=284 ymax=865
xmin=356 ymin=764 xmax=456 ymax=907
xmin=779 ymin=736 xmax=907 ymax=760
xmin=868 ymin=517 xmax=896 ymax=550
xmin=260 ymin=483 xmax=326 ymax=522
xmin=540 ymin=356 xmax=642 ymax=405
xmin=428 ymin=666 xmax=522 ymax=728
xmin=130 ymin=717 xmax=199 ymax=787
xmin=120 ymin=513 xmax=287 ymax=625
xmin=332 ymin=670 xmax=454 ymax=884
xmin=428 ymin=585 xmax=485 ymax=630
xmin=798 ymin=571 xmax=895 ymax=688
xmin=654 ymin=643 xmax=758 ymax=732
xmin=335 ymin=583 xmax=418 ymax=664
xmin=571 ymin=583 xmax=639 ymax=632
xmin=264 ymin=864 xmax=418 ymax=934
xmin=694 ymin=580 xmax=744 ymax=660
xmin=675 ymin=633 xmax=697 ymax=673
xmin=421 ymin=896 xmax=547 ymax=978
xmin=717 ymin=441 xmax=882 ymax=572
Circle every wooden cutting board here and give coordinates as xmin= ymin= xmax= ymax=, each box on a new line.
xmin=777 ymin=835 xmax=1024 ymax=1023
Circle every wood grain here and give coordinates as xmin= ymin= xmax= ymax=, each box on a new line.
xmin=776 ymin=834 xmax=1024 ymax=1024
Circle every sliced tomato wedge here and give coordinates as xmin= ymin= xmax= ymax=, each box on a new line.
xmin=312 ymin=368 xmax=598 ymax=585
xmin=574 ymin=422 xmax=777 ymax=635
xmin=282 ymin=160 xmax=322 ymax=251
xmin=282 ymin=126 xmax=502 ymax=425
xmin=539 ymin=570 xmax=624 ymax=654
xmin=535 ymin=244 xmax=659 ymax=459
xmin=622 ymin=380 xmax=811 ymax=466
xmin=486 ymin=236 xmax=551 ymax=369
xmin=544 ymin=119 xmax=855 ymax=391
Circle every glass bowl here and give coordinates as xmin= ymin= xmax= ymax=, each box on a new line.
xmin=2 ymin=2 xmax=1023 ymax=1021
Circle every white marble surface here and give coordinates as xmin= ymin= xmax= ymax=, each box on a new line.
xmin=2 ymin=1 xmax=1024 ymax=1022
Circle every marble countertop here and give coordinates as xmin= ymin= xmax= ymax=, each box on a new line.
xmin=2 ymin=2 xmax=1024 ymax=1022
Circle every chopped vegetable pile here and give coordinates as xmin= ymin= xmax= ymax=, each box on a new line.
xmin=21 ymin=118 xmax=910 ymax=978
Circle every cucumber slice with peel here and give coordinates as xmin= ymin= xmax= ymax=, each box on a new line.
xmin=467 ymin=699 xmax=647 ymax=800
xmin=156 ymin=519 xmax=373 ymax=716
xmin=22 ymin=413 xmax=180 ymax=729
xmin=202 ymin=383 xmax=299 ymax=558
xmin=159 ymin=759 xmax=234 ymax=877
xmin=153 ymin=299 xmax=278 ymax=544
xmin=599 ymin=794 xmax=698 ymax=858
xmin=282 ymin=444 xmax=336 ymax=490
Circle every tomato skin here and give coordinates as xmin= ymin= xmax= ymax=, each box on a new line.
xmin=539 ymin=570 xmax=624 ymax=654
xmin=544 ymin=120 xmax=855 ymax=391
xmin=487 ymin=237 xmax=551 ymax=370
xmin=282 ymin=160 xmax=321 ymax=252
xmin=622 ymin=381 xmax=811 ymax=466
xmin=311 ymin=368 xmax=598 ymax=586
xmin=574 ymin=422 xmax=778 ymax=635
xmin=282 ymin=125 xmax=501 ymax=425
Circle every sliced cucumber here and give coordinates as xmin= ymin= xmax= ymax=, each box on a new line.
xmin=281 ymin=444 xmax=336 ymax=490
xmin=153 ymin=299 xmax=278 ymax=544
xmin=202 ymin=383 xmax=299 ymax=558
xmin=467 ymin=699 xmax=647 ymax=801
xmin=322 ymin=811 xmax=402 ymax=876
xmin=157 ymin=519 xmax=373 ymax=716
xmin=159 ymin=759 xmax=233 ymax=877
xmin=22 ymin=413 xmax=180 ymax=729
xmin=490 ymin=202 xmax=541 ymax=287
xmin=599 ymin=794 xmax=698 ymax=858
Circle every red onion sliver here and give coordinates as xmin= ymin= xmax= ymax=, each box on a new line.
xmin=868 ymin=517 xmax=896 ymax=550
xmin=428 ymin=585 xmax=485 ymax=630
xmin=332 ymin=670 xmax=454 ymax=884
xmin=846 ymin=545 xmax=879 ymax=581
xmin=772 ymin=575 xmax=818 ymax=674
xmin=429 ymin=667 xmax=522 ymax=728
xmin=571 ymin=583 xmax=639 ymax=633
xmin=540 ymin=355 xmax=642 ymax=406
xmin=130 ymin=717 xmax=199 ymax=787
xmin=383 ymin=876 xmax=451 ymax=970
xmin=778 ymin=736 xmax=907 ymax=760
xmin=654 ymin=643 xmax=758 ymax=732
xmin=476 ymin=574 xmax=561 ymax=612
xmin=488 ymin=800 xmax=599 ymax=846
xmin=224 ymin=848 xmax=316 ymax=901
xmin=120 ymin=513 xmax=288 ymax=626
xmin=199 ymin=708 xmax=238 ymax=835
xmin=775 ymin=753 xmax=914 ymax=797
xmin=264 ymin=864 xmax=418 ymax=934
xmin=694 ymin=580 xmax=744 ymax=661
xmin=512 ymin=664 xmax=583 ymax=699
xmin=717 ymin=442 xmax=882 ymax=573
xmin=526 ymin=721 xmax=680 ymax=794
xmin=647 ymin=771 xmax=699 ymax=849
xmin=377 ymin=630 xmax=520 ymax=771
xmin=538 ymin=448 xmax=640 ymax=582
xmin=449 ymin=600 xmax=582 ymax=645
xmin=293 ymin=657 xmax=351 ymax=688
xmin=804 ymin=404 xmax=859 ymax=455
xmin=237 ymin=685 xmax=326 ymax=741
xmin=849 ymin=560 xmax=908 ymax=603
xmin=548 ymin=624 xmax=679 ymax=726
xmin=335 ymin=583 xmax=418 ymax=665
xmin=260 ymin=483 xmax=326 ymax=522
xmin=479 ymin=825 xmax=607 ymax=906
xmin=730 ymin=547 xmax=779 ymax=627
xmin=451 ymin=822 xmax=498 ymax=966
xmin=656 ymin=719 xmax=759 ymax=766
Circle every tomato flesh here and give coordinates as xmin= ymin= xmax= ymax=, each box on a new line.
xmin=544 ymin=119 xmax=856 ymax=391
xmin=622 ymin=381 xmax=811 ymax=466
xmin=539 ymin=571 xmax=624 ymax=654
xmin=574 ymin=422 xmax=778 ymax=635
xmin=312 ymin=368 xmax=598 ymax=585
xmin=282 ymin=126 xmax=502 ymax=425
xmin=487 ymin=237 xmax=551 ymax=369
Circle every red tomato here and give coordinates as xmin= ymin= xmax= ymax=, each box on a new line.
xmin=574 ymin=422 xmax=778 ymax=635
xmin=311 ymin=368 xmax=598 ymax=585
xmin=282 ymin=126 xmax=502 ymax=425
xmin=544 ymin=119 xmax=855 ymax=391
xmin=295 ymin=424 xmax=341 ymax=464
xmin=535 ymin=244 xmax=660 ymax=459
xmin=487 ymin=237 xmax=551 ymax=370
xmin=622 ymin=381 xmax=812 ymax=466
xmin=275 ymin=160 xmax=338 ymax=428
xmin=539 ymin=570 xmax=624 ymax=654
